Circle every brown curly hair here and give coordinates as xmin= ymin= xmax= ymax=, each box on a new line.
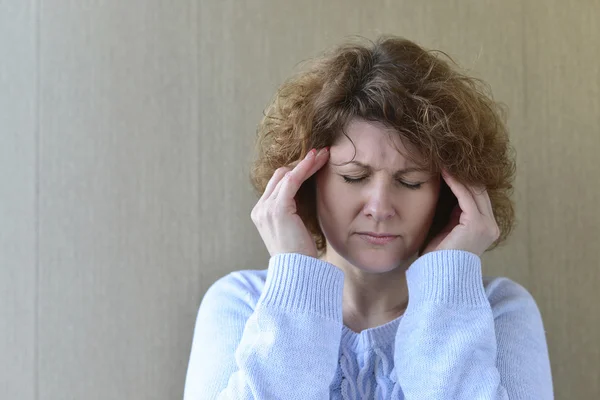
xmin=250 ymin=35 xmax=516 ymax=254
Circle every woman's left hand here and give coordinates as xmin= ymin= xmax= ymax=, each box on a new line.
xmin=422 ymin=171 xmax=500 ymax=257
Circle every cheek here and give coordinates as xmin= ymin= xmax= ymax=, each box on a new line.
xmin=403 ymin=186 xmax=440 ymax=222
xmin=317 ymin=175 xmax=345 ymax=213
xmin=315 ymin=173 xmax=333 ymax=222
xmin=316 ymin=175 xmax=358 ymax=227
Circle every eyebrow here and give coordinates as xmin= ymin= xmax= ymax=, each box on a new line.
xmin=343 ymin=160 xmax=430 ymax=175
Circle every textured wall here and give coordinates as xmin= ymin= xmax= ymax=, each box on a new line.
xmin=1 ymin=2 xmax=37 ymax=399
xmin=1 ymin=0 xmax=599 ymax=399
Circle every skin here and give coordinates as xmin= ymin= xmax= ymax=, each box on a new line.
xmin=315 ymin=120 xmax=440 ymax=330
xmin=251 ymin=118 xmax=500 ymax=333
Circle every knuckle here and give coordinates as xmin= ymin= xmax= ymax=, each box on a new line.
xmin=283 ymin=171 xmax=296 ymax=184
xmin=485 ymin=222 xmax=500 ymax=239
xmin=251 ymin=203 xmax=269 ymax=223
xmin=250 ymin=208 xmax=258 ymax=222
xmin=268 ymin=169 xmax=285 ymax=184
xmin=493 ymin=226 xmax=501 ymax=239
xmin=275 ymin=167 xmax=290 ymax=176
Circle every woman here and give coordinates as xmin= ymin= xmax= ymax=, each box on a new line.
xmin=184 ymin=36 xmax=553 ymax=399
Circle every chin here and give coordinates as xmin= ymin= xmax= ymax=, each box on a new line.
xmin=323 ymin=233 xmax=420 ymax=274
xmin=343 ymin=249 xmax=413 ymax=274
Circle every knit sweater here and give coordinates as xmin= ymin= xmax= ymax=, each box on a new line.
xmin=184 ymin=250 xmax=553 ymax=399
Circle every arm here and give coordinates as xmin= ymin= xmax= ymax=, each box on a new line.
xmin=183 ymin=253 xmax=344 ymax=400
xmin=394 ymin=250 xmax=553 ymax=399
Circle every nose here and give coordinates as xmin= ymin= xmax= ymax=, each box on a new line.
xmin=363 ymin=181 xmax=396 ymax=221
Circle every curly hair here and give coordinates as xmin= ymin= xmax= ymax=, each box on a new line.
xmin=250 ymin=35 xmax=516 ymax=254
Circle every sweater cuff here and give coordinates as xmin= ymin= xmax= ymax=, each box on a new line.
xmin=259 ymin=253 xmax=345 ymax=321
xmin=406 ymin=250 xmax=488 ymax=307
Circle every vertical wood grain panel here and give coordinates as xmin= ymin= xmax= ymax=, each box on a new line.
xmin=524 ymin=1 xmax=600 ymax=398
xmin=0 ymin=1 xmax=37 ymax=399
xmin=38 ymin=1 xmax=199 ymax=399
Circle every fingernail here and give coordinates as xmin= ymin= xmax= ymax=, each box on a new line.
xmin=317 ymin=147 xmax=329 ymax=157
xmin=306 ymin=149 xmax=316 ymax=159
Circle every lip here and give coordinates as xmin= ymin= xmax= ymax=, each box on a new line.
xmin=356 ymin=232 xmax=399 ymax=245
xmin=357 ymin=231 xmax=398 ymax=237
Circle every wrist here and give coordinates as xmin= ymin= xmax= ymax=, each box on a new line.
xmin=406 ymin=250 xmax=488 ymax=308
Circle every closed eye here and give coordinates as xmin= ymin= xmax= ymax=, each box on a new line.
xmin=342 ymin=175 xmax=423 ymax=190
xmin=401 ymin=182 xmax=422 ymax=190
xmin=342 ymin=176 xmax=366 ymax=184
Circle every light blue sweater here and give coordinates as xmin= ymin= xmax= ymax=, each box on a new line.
xmin=184 ymin=250 xmax=553 ymax=399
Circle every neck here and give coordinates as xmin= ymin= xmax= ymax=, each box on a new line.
xmin=321 ymin=250 xmax=414 ymax=333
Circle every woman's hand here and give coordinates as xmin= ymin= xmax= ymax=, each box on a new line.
xmin=422 ymin=171 xmax=500 ymax=256
xmin=251 ymin=147 xmax=330 ymax=258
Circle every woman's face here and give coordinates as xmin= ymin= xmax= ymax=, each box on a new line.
xmin=315 ymin=119 xmax=440 ymax=273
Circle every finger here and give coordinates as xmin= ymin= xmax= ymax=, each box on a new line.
xmin=283 ymin=147 xmax=329 ymax=189
xmin=442 ymin=170 xmax=479 ymax=216
xmin=448 ymin=205 xmax=462 ymax=226
xmin=270 ymin=152 xmax=313 ymax=199
xmin=440 ymin=205 xmax=462 ymax=233
xmin=304 ymin=147 xmax=330 ymax=179
xmin=289 ymin=148 xmax=319 ymax=181
xmin=270 ymin=157 xmax=307 ymax=200
xmin=271 ymin=169 xmax=290 ymax=199
xmin=278 ymin=147 xmax=328 ymax=200
xmin=290 ymin=147 xmax=330 ymax=188
xmin=261 ymin=167 xmax=290 ymax=200
xmin=470 ymin=186 xmax=494 ymax=217
xmin=469 ymin=186 xmax=499 ymax=240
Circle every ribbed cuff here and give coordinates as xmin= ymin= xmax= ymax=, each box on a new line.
xmin=406 ymin=250 xmax=488 ymax=307
xmin=259 ymin=253 xmax=345 ymax=321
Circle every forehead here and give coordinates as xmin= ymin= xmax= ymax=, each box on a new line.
xmin=332 ymin=119 xmax=422 ymax=168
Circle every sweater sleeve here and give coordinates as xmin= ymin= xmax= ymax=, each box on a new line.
xmin=394 ymin=250 xmax=553 ymax=399
xmin=183 ymin=253 xmax=345 ymax=400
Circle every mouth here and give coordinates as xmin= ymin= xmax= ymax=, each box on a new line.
xmin=356 ymin=232 xmax=399 ymax=245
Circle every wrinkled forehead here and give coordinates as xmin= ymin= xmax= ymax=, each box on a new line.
xmin=331 ymin=119 xmax=427 ymax=169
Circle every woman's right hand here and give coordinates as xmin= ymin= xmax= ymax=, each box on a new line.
xmin=251 ymin=147 xmax=330 ymax=258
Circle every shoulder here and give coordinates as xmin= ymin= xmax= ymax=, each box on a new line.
xmin=482 ymin=276 xmax=543 ymax=319
xmin=201 ymin=268 xmax=268 ymax=312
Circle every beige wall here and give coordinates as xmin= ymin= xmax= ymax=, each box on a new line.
xmin=1 ymin=0 xmax=598 ymax=399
